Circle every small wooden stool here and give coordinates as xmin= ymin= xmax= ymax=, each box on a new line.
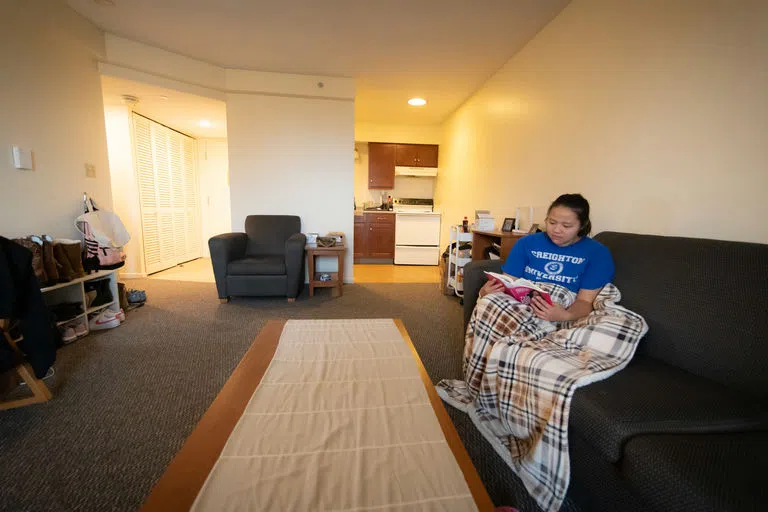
xmin=306 ymin=243 xmax=346 ymax=297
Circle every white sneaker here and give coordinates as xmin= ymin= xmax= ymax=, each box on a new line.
xmin=89 ymin=310 xmax=120 ymax=330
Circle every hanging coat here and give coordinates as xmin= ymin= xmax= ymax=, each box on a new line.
xmin=0 ymin=237 xmax=57 ymax=378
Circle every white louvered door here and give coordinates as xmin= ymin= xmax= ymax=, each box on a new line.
xmin=133 ymin=113 xmax=201 ymax=274
xmin=182 ymin=137 xmax=201 ymax=259
xmin=133 ymin=115 xmax=163 ymax=273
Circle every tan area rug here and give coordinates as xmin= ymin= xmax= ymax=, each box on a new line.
xmin=141 ymin=319 xmax=492 ymax=511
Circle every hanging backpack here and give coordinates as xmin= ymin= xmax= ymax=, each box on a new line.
xmin=75 ymin=197 xmax=130 ymax=271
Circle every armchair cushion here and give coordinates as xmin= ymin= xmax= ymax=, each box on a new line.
xmin=245 ymin=216 xmax=302 ymax=256
xmin=228 ymin=256 xmax=286 ymax=276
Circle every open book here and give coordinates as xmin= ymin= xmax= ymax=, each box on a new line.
xmin=484 ymin=271 xmax=553 ymax=306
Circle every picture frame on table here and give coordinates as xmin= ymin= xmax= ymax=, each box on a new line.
xmin=501 ymin=217 xmax=516 ymax=232
xmin=528 ymin=223 xmax=540 ymax=234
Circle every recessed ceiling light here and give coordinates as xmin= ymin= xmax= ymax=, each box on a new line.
xmin=159 ymin=95 xmax=168 ymax=101
xmin=408 ymin=98 xmax=427 ymax=106
xmin=199 ymin=120 xmax=212 ymax=127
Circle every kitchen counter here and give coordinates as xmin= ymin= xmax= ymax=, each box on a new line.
xmin=355 ymin=209 xmax=395 ymax=214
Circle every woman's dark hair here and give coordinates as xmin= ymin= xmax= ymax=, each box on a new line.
xmin=547 ymin=193 xmax=592 ymax=237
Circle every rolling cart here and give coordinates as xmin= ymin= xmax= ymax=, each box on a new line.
xmin=447 ymin=225 xmax=473 ymax=304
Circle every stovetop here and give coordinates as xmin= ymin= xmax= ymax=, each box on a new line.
xmin=393 ymin=198 xmax=434 ymax=207
xmin=393 ymin=198 xmax=434 ymax=213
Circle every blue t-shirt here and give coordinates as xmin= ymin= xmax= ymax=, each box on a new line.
xmin=501 ymin=233 xmax=614 ymax=293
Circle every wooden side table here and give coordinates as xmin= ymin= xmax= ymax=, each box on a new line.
xmin=306 ymin=243 xmax=346 ymax=297
xmin=471 ymin=229 xmax=526 ymax=261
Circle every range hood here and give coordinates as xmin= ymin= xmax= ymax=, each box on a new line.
xmin=395 ymin=166 xmax=438 ymax=177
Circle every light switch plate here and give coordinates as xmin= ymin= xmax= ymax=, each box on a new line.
xmin=12 ymin=146 xmax=33 ymax=170
xmin=85 ymin=163 xmax=96 ymax=178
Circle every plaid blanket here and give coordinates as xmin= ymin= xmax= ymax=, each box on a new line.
xmin=437 ymin=283 xmax=647 ymax=511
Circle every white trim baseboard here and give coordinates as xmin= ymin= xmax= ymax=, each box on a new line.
xmin=119 ymin=272 xmax=147 ymax=279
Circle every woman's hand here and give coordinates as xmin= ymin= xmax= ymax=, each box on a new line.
xmin=478 ymin=279 xmax=505 ymax=298
xmin=530 ymin=293 xmax=572 ymax=322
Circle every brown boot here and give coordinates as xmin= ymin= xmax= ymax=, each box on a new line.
xmin=53 ymin=243 xmax=74 ymax=282
xmin=57 ymin=239 xmax=86 ymax=278
xmin=13 ymin=237 xmax=48 ymax=286
xmin=40 ymin=235 xmax=60 ymax=284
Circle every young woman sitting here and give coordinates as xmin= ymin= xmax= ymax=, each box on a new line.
xmin=478 ymin=193 xmax=614 ymax=322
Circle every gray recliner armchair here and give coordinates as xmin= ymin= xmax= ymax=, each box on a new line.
xmin=209 ymin=215 xmax=306 ymax=302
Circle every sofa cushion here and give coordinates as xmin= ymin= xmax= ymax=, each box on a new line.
xmin=227 ymin=256 xmax=286 ymax=276
xmin=593 ymin=232 xmax=768 ymax=398
xmin=570 ymin=355 xmax=768 ymax=463
xmin=621 ymin=432 xmax=768 ymax=512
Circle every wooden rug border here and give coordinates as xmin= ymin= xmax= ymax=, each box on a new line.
xmin=394 ymin=319 xmax=494 ymax=512
xmin=140 ymin=319 xmax=494 ymax=511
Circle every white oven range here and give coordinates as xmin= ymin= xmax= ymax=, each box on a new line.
xmin=393 ymin=198 xmax=441 ymax=265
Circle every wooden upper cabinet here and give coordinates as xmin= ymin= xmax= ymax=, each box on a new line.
xmin=395 ymin=144 xmax=420 ymax=167
xmin=367 ymin=143 xmax=395 ymax=189
xmin=416 ymin=144 xmax=439 ymax=167
xmin=395 ymin=144 xmax=439 ymax=168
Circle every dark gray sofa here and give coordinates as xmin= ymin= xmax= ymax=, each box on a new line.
xmin=209 ymin=215 xmax=306 ymax=301
xmin=462 ymin=231 xmax=768 ymax=511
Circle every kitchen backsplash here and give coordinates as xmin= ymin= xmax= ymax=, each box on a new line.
xmin=355 ymin=177 xmax=435 ymax=209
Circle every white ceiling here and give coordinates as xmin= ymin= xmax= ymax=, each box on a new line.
xmin=101 ymin=75 xmax=228 ymax=138
xmin=72 ymin=0 xmax=570 ymax=125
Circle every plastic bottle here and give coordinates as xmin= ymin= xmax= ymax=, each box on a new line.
xmin=462 ymin=216 xmax=469 ymax=233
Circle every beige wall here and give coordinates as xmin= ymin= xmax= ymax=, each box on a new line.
xmin=355 ymin=123 xmax=443 ymax=145
xmin=227 ymin=94 xmax=355 ymax=281
xmin=198 ymin=138 xmax=232 ymax=256
xmin=436 ymin=0 xmax=768 ymax=246
xmin=104 ymin=106 xmax=144 ymax=277
xmin=0 ymin=0 xmax=112 ymax=239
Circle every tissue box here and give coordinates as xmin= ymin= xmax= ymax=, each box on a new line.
xmin=475 ymin=210 xmax=495 ymax=231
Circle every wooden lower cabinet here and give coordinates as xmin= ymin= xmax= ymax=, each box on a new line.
xmin=354 ymin=213 xmax=395 ymax=261
xmin=354 ymin=217 xmax=366 ymax=260
xmin=368 ymin=221 xmax=395 ymax=258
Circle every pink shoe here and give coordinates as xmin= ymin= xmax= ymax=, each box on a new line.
xmin=116 ymin=308 xmax=125 ymax=323
xmin=60 ymin=326 xmax=76 ymax=344
xmin=72 ymin=322 xmax=87 ymax=337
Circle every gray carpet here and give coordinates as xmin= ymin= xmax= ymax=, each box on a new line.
xmin=0 ymin=279 xmax=579 ymax=511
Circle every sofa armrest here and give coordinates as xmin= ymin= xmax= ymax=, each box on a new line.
xmin=208 ymin=233 xmax=248 ymax=298
xmin=285 ymin=233 xmax=307 ymax=299
xmin=463 ymin=259 xmax=503 ymax=330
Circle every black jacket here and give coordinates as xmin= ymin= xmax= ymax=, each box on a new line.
xmin=0 ymin=236 xmax=57 ymax=378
